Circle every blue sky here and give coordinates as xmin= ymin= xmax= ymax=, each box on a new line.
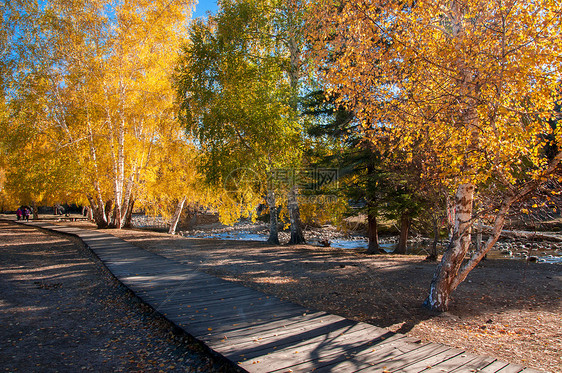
xmin=192 ymin=0 xmax=219 ymax=19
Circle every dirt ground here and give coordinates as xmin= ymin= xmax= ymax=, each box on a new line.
xmin=2 ymin=219 xmax=561 ymax=372
xmin=0 ymin=221 xmax=234 ymax=372
xmin=101 ymin=226 xmax=561 ymax=373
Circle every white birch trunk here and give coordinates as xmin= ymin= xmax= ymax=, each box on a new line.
xmin=119 ymin=165 xmax=136 ymax=228
xmin=114 ymin=101 xmax=125 ymax=227
xmin=424 ymin=183 xmax=475 ymax=311
xmin=86 ymin=122 xmax=108 ymax=228
xmin=168 ymin=197 xmax=187 ymax=235
xmin=452 ymin=199 xmax=512 ymax=289
xmin=87 ymin=194 xmax=108 ymax=228
xmin=287 ymin=185 xmax=305 ymax=244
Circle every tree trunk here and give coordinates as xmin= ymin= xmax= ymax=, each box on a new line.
xmin=86 ymin=121 xmax=108 ymax=228
xmin=288 ymin=186 xmax=306 ymax=245
xmin=104 ymin=200 xmax=113 ymax=226
xmin=426 ymin=216 xmax=440 ymax=261
xmin=394 ymin=213 xmax=411 ymax=254
xmin=266 ymin=191 xmax=280 ymax=245
xmin=168 ymin=197 xmax=187 ymax=235
xmin=475 ymin=219 xmax=482 ymax=249
xmin=87 ymin=194 xmax=108 ymax=229
xmin=122 ymin=198 xmax=135 ymax=228
xmin=119 ymin=171 xmax=136 ymax=229
xmin=424 ymin=183 xmax=475 ymax=312
xmin=32 ymin=201 xmax=38 ymax=220
xmin=446 ymin=195 xmax=455 ymax=240
xmin=366 ymin=209 xmax=381 ymax=254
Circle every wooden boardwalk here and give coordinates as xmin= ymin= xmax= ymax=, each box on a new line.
xmin=24 ymin=221 xmax=543 ymax=373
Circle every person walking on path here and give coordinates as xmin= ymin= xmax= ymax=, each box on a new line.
xmin=23 ymin=207 xmax=30 ymax=222
xmin=16 ymin=208 xmax=22 ymax=221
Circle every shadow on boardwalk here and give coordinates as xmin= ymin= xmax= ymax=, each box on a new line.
xmin=18 ymin=221 xmax=552 ymax=372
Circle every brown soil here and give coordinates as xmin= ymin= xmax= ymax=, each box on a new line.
xmin=0 ymin=220 xmax=234 ymax=372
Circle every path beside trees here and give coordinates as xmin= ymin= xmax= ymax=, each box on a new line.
xmin=0 ymin=221 xmax=229 ymax=372
xmin=104 ymin=225 xmax=561 ymax=373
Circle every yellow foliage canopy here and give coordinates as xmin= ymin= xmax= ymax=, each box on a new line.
xmin=309 ymin=0 xmax=562 ymax=188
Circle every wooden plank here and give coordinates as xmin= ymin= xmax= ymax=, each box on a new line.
xmin=118 ymin=271 xmax=208 ymax=283
xmin=366 ymin=343 xmax=452 ymax=372
xmin=161 ymin=302 xmax=307 ymax=332
xmin=163 ymin=285 xmax=261 ymax=300
xmin=162 ymin=289 xmax=268 ymax=304
xmin=218 ymin=321 xmax=383 ymax=360
xmin=160 ymin=284 xmax=283 ymax=303
xmin=242 ymin=332 xmax=417 ymax=373
xmin=454 ymin=356 xmax=500 ymax=372
xmin=138 ymin=282 xmax=260 ymax=301
xmin=102 ymin=258 xmax=184 ymax=268
xmin=144 ymin=296 xmax=270 ymax=318
xmin=236 ymin=323 xmax=413 ymax=371
xmin=163 ymin=294 xmax=305 ymax=319
xmin=397 ymin=347 xmax=465 ymax=372
xmin=132 ymin=283 xmax=245 ymax=299
xmin=105 ymin=264 xmax=192 ymax=277
xmin=421 ymin=354 xmax=495 ymax=372
xmin=281 ymin=335 xmax=420 ymax=373
xmin=205 ymin=312 xmax=357 ymax=346
xmin=197 ymin=312 xmax=341 ymax=344
xmin=152 ymin=291 xmax=279 ymax=312
xmin=494 ymin=364 xmax=527 ymax=373
xmin=477 ymin=360 xmax=511 ymax=372
xmin=149 ymin=276 xmax=257 ymax=294
xmin=118 ymin=274 xmax=203 ymax=287
xmin=310 ymin=342 xmax=448 ymax=373
xmin=162 ymin=310 xmax=294 ymax=340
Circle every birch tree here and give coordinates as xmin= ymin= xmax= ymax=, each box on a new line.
xmin=176 ymin=0 xmax=305 ymax=244
xmin=1 ymin=0 xmax=200 ymax=228
xmin=309 ymin=0 xmax=562 ymax=311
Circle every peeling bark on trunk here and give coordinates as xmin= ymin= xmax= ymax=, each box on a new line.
xmin=452 ymin=198 xmax=514 ymax=288
xmin=366 ymin=210 xmax=381 ymax=254
xmin=394 ymin=213 xmax=411 ymax=254
xmin=288 ymin=186 xmax=306 ymax=245
xmin=424 ymin=183 xmax=475 ymax=311
xmin=87 ymin=194 xmax=108 ymax=229
xmin=119 ymin=170 xmax=136 ymax=229
xmin=422 ymin=151 xmax=562 ymax=312
xmin=266 ymin=191 xmax=280 ymax=245
xmin=168 ymin=197 xmax=187 ymax=235
xmin=476 ymin=217 xmax=483 ymax=251
xmin=104 ymin=200 xmax=113 ymax=226
xmin=86 ymin=122 xmax=107 ymax=228
xmin=122 ymin=198 xmax=135 ymax=228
